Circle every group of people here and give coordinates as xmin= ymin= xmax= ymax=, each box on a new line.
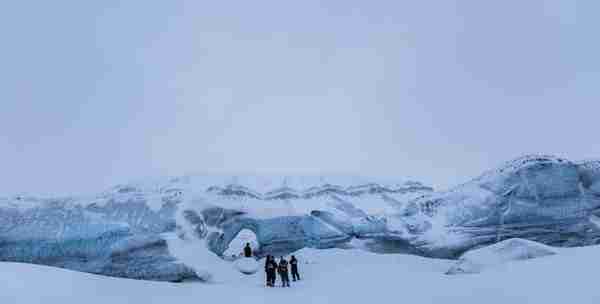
xmin=264 ymin=255 xmax=300 ymax=287
xmin=243 ymin=243 xmax=302 ymax=288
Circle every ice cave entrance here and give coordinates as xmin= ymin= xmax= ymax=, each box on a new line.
xmin=223 ymin=229 xmax=258 ymax=259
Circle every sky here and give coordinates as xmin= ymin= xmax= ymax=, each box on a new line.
xmin=1 ymin=1 xmax=599 ymax=195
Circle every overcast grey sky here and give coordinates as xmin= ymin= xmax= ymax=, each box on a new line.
xmin=1 ymin=1 xmax=599 ymax=195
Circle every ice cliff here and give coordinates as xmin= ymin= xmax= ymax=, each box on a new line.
xmin=0 ymin=176 xmax=430 ymax=281
xmin=201 ymin=155 xmax=600 ymax=260
xmin=401 ymin=155 xmax=600 ymax=257
xmin=2 ymin=155 xmax=600 ymax=281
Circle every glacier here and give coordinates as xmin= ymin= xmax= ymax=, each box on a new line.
xmin=0 ymin=195 xmax=196 ymax=282
xmin=2 ymin=156 xmax=600 ymax=281
xmin=0 ymin=176 xmax=431 ymax=281
xmin=400 ymin=155 xmax=600 ymax=257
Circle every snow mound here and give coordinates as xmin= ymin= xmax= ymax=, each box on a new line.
xmin=446 ymin=238 xmax=557 ymax=275
xmin=234 ymin=258 xmax=260 ymax=275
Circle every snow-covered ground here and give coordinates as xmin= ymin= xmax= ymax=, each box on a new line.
xmin=2 ymin=244 xmax=599 ymax=304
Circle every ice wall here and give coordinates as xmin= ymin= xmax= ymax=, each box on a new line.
xmin=3 ymin=159 xmax=599 ymax=281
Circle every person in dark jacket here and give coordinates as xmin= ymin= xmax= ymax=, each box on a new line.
xmin=268 ymin=256 xmax=278 ymax=286
xmin=264 ymin=255 xmax=269 ymax=286
xmin=244 ymin=243 xmax=252 ymax=258
xmin=263 ymin=255 xmax=277 ymax=287
xmin=265 ymin=255 xmax=271 ymax=287
xmin=278 ymin=256 xmax=290 ymax=287
xmin=290 ymin=255 xmax=300 ymax=281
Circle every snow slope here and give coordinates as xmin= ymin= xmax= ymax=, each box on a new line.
xmin=2 ymin=244 xmax=600 ymax=304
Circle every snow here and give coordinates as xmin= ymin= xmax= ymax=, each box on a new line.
xmin=234 ymin=257 xmax=260 ymax=275
xmin=446 ymin=238 xmax=557 ymax=274
xmin=3 ymin=244 xmax=600 ymax=304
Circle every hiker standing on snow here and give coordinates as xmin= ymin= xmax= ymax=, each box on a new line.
xmin=290 ymin=255 xmax=301 ymax=281
xmin=278 ymin=256 xmax=290 ymax=287
xmin=264 ymin=255 xmax=276 ymax=287
xmin=244 ymin=243 xmax=253 ymax=258
xmin=268 ymin=256 xmax=278 ymax=286
xmin=264 ymin=256 xmax=271 ymax=287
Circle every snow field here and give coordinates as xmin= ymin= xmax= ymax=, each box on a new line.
xmin=3 ymin=244 xmax=600 ymax=304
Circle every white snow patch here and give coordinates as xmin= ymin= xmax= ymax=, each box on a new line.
xmin=446 ymin=238 xmax=557 ymax=274
xmin=234 ymin=258 xmax=260 ymax=275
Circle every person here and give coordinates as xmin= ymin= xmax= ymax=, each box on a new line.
xmin=264 ymin=256 xmax=271 ymax=287
xmin=290 ymin=255 xmax=300 ymax=281
xmin=268 ymin=256 xmax=278 ymax=286
xmin=264 ymin=255 xmax=275 ymax=287
xmin=244 ymin=243 xmax=252 ymax=258
xmin=278 ymin=256 xmax=290 ymax=287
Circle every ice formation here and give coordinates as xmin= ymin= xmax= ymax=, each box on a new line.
xmin=402 ymin=156 xmax=600 ymax=257
xmin=2 ymin=155 xmax=600 ymax=281
xmin=0 ymin=176 xmax=430 ymax=281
